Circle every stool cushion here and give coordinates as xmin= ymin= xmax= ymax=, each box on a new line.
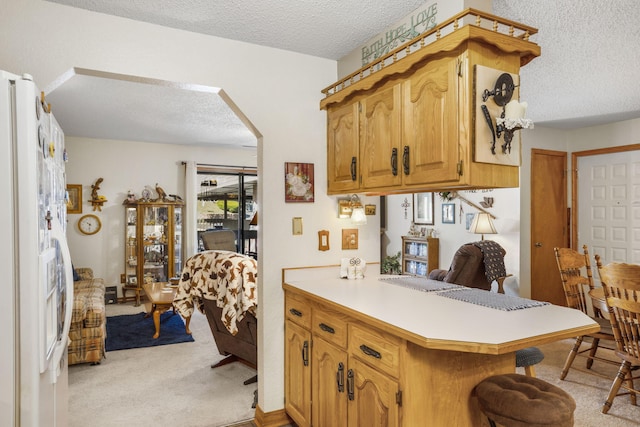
xmin=475 ymin=373 xmax=576 ymax=427
xmin=515 ymin=346 xmax=545 ymax=368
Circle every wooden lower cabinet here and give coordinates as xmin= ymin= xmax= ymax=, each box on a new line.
xmin=285 ymin=292 xmax=401 ymax=427
xmin=311 ymin=337 xmax=347 ymax=427
xmin=284 ymin=321 xmax=311 ymax=427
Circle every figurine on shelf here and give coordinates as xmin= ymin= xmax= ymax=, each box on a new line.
xmin=155 ymin=183 xmax=168 ymax=201
xmin=89 ymin=177 xmax=107 ymax=211
xmin=126 ymin=190 xmax=136 ymax=203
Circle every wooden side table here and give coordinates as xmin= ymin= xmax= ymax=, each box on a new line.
xmin=142 ymin=282 xmax=190 ymax=338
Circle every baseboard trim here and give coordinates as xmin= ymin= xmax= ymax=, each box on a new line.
xmin=253 ymin=405 xmax=292 ymax=427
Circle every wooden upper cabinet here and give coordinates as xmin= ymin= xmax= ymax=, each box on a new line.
xmin=320 ymin=8 xmax=540 ymax=195
xmin=327 ymin=102 xmax=359 ymax=193
xmin=360 ymin=84 xmax=403 ymax=189
xmin=403 ymin=55 xmax=461 ymax=186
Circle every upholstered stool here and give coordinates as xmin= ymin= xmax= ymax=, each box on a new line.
xmin=475 ymin=373 xmax=576 ymax=427
xmin=515 ymin=347 xmax=545 ymax=377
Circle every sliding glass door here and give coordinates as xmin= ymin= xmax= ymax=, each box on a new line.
xmin=197 ymin=167 xmax=257 ymax=258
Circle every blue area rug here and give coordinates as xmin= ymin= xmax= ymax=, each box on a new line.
xmin=106 ymin=311 xmax=194 ymax=351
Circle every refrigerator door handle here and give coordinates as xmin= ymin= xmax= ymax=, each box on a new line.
xmin=48 ymin=218 xmax=73 ymax=383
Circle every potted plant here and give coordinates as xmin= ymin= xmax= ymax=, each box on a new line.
xmin=381 ymin=252 xmax=402 ymax=275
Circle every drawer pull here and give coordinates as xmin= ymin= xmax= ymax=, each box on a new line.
xmin=302 ymin=341 xmax=309 ymax=366
xmin=347 ymin=369 xmax=355 ymax=401
xmin=319 ymin=323 xmax=335 ymax=334
xmin=289 ymin=308 xmax=303 ymax=317
xmin=360 ymin=344 xmax=382 ymax=359
xmin=336 ymin=362 xmax=345 ymax=393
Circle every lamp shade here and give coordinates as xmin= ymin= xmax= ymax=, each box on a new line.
xmin=469 ymin=212 xmax=496 ymax=240
xmin=350 ymin=206 xmax=367 ymax=225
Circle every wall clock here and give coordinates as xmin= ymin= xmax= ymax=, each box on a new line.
xmin=78 ymin=214 xmax=102 ymax=235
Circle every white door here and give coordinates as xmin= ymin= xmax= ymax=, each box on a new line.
xmin=578 ymin=150 xmax=640 ymax=265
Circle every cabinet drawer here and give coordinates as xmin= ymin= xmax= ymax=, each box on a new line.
xmin=312 ymin=306 xmax=348 ymax=349
xmin=285 ymin=293 xmax=312 ymax=329
xmin=348 ymin=323 xmax=402 ymax=378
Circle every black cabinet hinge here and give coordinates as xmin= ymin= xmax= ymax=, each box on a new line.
xmin=396 ymin=390 xmax=403 ymax=406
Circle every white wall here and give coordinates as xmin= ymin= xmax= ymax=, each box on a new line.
xmin=1 ymin=0 xmax=384 ymax=415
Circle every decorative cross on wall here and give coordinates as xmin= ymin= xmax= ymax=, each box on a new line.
xmin=401 ymin=197 xmax=411 ymax=219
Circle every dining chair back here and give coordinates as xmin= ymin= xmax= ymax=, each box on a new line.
xmin=594 ymin=257 xmax=640 ymax=414
xmin=554 ymin=246 xmax=616 ymax=380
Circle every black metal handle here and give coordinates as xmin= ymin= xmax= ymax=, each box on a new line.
xmin=289 ymin=308 xmax=302 ymax=317
xmin=480 ymin=104 xmax=497 ymax=155
xmin=350 ymin=156 xmax=357 ymax=181
xmin=402 ymin=146 xmax=410 ymax=175
xmin=336 ymin=362 xmax=345 ymax=393
xmin=319 ymin=323 xmax=335 ymax=334
xmin=391 ymin=147 xmax=398 ymax=176
xmin=302 ymin=341 xmax=309 ymax=366
xmin=347 ymin=369 xmax=355 ymax=401
xmin=360 ymin=344 xmax=382 ymax=359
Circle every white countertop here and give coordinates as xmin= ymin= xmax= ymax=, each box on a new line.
xmin=283 ymin=267 xmax=599 ymax=354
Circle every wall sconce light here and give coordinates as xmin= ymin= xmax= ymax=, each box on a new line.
xmin=469 ymin=212 xmax=497 ymax=241
xmin=349 ymin=194 xmax=367 ymax=225
xmin=480 ymin=72 xmax=534 ymax=155
xmin=338 ymin=195 xmax=368 ymax=225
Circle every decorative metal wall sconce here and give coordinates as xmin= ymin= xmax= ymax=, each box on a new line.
xmin=338 ymin=194 xmax=367 ymax=225
xmin=480 ymin=72 xmax=533 ymax=155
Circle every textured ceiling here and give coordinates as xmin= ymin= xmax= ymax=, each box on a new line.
xmin=44 ymin=0 xmax=640 ymax=148
xmin=45 ymin=68 xmax=258 ymax=147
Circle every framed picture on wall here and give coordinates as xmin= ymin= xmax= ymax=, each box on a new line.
xmin=413 ymin=192 xmax=434 ymax=225
xmin=465 ymin=213 xmax=475 ymax=230
xmin=66 ymin=184 xmax=82 ymax=214
xmin=442 ymin=203 xmax=455 ymax=224
xmin=284 ymin=162 xmax=314 ymax=202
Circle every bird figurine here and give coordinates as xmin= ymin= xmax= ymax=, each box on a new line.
xmin=155 ymin=183 xmax=168 ymax=201
xmin=479 ymin=197 xmax=494 ymax=208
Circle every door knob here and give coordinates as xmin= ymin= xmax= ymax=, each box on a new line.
xmin=534 ymin=242 xmax=542 ymax=247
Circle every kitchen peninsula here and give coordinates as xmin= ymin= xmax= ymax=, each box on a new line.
xmin=283 ymin=266 xmax=598 ymax=426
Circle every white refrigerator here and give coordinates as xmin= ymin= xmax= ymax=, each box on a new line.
xmin=0 ymin=71 xmax=73 ymax=426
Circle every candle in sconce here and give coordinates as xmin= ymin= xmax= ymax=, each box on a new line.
xmin=504 ymin=99 xmax=527 ymax=119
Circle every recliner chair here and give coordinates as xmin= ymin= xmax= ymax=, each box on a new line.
xmin=428 ymin=241 xmax=507 ymax=291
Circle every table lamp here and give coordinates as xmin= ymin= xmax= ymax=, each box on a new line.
xmin=469 ymin=212 xmax=497 ymax=240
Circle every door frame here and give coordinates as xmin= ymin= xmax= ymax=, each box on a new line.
xmin=570 ymin=143 xmax=640 ymax=248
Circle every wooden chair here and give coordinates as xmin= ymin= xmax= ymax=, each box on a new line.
xmin=594 ymin=257 xmax=640 ymax=414
xmin=554 ymin=246 xmax=617 ymax=379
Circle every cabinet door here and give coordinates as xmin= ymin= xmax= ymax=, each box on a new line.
xmin=403 ymin=55 xmax=460 ymax=185
xmin=312 ymin=337 xmax=348 ymax=427
xmin=327 ymin=102 xmax=360 ymax=193
xmin=360 ymin=84 xmax=402 ymax=189
xmin=347 ymin=358 xmax=400 ymax=427
xmin=142 ymin=204 xmax=170 ymax=283
xmin=284 ymin=321 xmax=312 ymax=427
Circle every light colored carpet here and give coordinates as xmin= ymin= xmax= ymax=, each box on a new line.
xmin=68 ymin=302 xmax=256 ymax=427
xmin=531 ymin=338 xmax=639 ymax=426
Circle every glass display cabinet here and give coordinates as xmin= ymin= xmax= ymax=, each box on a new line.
xmin=123 ymin=200 xmax=184 ymax=305
xmin=401 ymin=236 xmax=439 ymax=277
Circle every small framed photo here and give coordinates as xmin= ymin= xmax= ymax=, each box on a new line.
xmin=413 ymin=192 xmax=434 ymax=225
xmin=442 ymin=203 xmax=455 ymax=224
xmin=128 ymin=275 xmax=137 ymax=285
xmin=66 ymin=184 xmax=82 ymax=214
xmin=285 ymin=162 xmax=314 ymax=202
xmin=365 ymin=204 xmax=376 ymax=215
xmin=465 ymin=213 xmax=475 ymax=230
